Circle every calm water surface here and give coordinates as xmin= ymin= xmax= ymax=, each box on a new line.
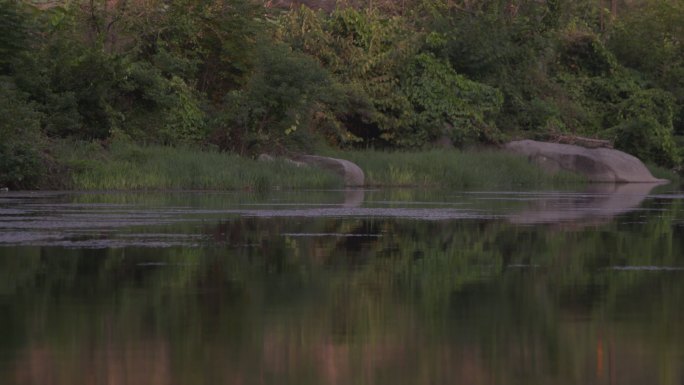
xmin=1 ymin=185 xmax=683 ymax=384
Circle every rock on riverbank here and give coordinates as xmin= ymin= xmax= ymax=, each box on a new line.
xmin=259 ymin=154 xmax=365 ymax=187
xmin=504 ymin=140 xmax=666 ymax=183
xmin=291 ymin=155 xmax=365 ymax=187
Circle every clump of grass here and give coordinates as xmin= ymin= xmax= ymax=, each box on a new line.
xmin=59 ymin=141 xmax=343 ymax=191
xmin=337 ymin=149 xmax=586 ymax=189
xmin=645 ymin=162 xmax=680 ymax=183
xmin=54 ymin=140 xmax=585 ymax=191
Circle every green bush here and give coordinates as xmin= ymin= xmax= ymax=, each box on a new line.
xmin=0 ymin=0 xmax=29 ymax=73
xmin=426 ymin=3 xmax=565 ymax=136
xmin=558 ymin=31 xmax=617 ymax=76
xmin=7 ymin=4 xmax=211 ymax=145
xmin=401 ymin=53 xmax=503 ymax=145
xmin=611 ymin=89 xmax=680 ymax=168
xmin=11 ymin=30 xmax=123 ymax=139
xmin=0 ymin=79 xmax=45 ymax=189
xmin=211 ymin=44 xmax=332 ymax=154
xmin=277 ymin=7 xmax=422 ymax=147
xmin=116 ymin=61 xmax=207 ymax=144
xmin=613 ymin=118 xmax=679 ymax=169
xmin=607 ymin=2 xmax=684 ymax=133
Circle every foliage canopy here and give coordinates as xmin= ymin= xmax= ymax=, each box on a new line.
xmin=1 ymin=0 xmax=683 ymax=188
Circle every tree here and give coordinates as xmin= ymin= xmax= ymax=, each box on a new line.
xmin=0 ymin=79 xmax=45 ymax=189
xmin=0 ymin=0 xmax=29 ymax=73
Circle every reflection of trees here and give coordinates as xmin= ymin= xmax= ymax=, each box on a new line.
xmin=1 ymin=197 xmax=683 ymax=384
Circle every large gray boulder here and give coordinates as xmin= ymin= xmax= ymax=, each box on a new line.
xmin=292 ymin=155 xmax=365 ymax=187
xmin=504 ymin=140 xmax=666 ymax=183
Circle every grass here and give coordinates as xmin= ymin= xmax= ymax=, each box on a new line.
xmin=645 ymin=162 xmax=680 ymax=183
xmin=54 ymin=141 xmax=586 ymax=191
xmin=331 ymin=149 xmax=586 ymax=189
xmin=58 ymin=141 xmax=343 ymax=191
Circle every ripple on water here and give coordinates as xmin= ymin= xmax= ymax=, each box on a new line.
xmin=281 ymin=233 xmax=383 ymax=237
xmin=224 ymin=207 xmax=494 ymax=220
xmin=611 ymin=266 xmax=684 ymax=271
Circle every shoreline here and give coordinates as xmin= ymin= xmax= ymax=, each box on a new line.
xmin=5 ymin=140 xmax=678 ymax=192
xmin=37 ymin=141 xmax=589 ymax=191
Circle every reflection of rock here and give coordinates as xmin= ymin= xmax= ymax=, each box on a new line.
xmin=343 ymin=189 xmax=365 ymax=208
xmin=292 ymin=155 xmax=365 ymax=187
xmin=508 ymin=183 xmax=659 ymax=225
xmin=504 ymin=140 xmax=666 ymax=183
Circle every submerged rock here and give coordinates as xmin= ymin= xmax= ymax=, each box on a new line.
xmin=291 ymin=155 xmax=365 ymax=187
xmin=504 ymin=139 xmax=666 ymax=183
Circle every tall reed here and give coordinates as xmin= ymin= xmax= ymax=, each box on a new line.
xmin=336 ymin=149 xmax=586 ymax=189
xmin=59 ymin=142 xmax=586 ymax=191
xmin=63 ymin=142 xmax=343 ymax=191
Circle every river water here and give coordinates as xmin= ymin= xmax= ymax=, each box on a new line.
xmin=1 ymin=185 xmax=683 ymax=384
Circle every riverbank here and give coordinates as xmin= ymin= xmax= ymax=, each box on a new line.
xmin=337 ymin=150 xmax=586 ymax=189
xmin=55 ymin=141 xmax=343 ymax=191
xmin=38 ymin=141 xmax=595 ymax=191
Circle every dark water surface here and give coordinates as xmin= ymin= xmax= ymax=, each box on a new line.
xmin=1 ymin=185 xmax=683 ymax=384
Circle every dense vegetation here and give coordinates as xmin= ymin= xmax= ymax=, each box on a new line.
xmin=1 ymin=0 xmax=683 ymax=189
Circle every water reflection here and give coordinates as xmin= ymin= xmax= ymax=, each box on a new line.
xmin=342 ymin=189 xmax=365 ymax=207
xmin=0 ymin=188 xmax=683 ymax=384
xmin=507 ymin=183 xmax=661 ymax=225
xmin=1 ymin=185 xmax=670 ymax=247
